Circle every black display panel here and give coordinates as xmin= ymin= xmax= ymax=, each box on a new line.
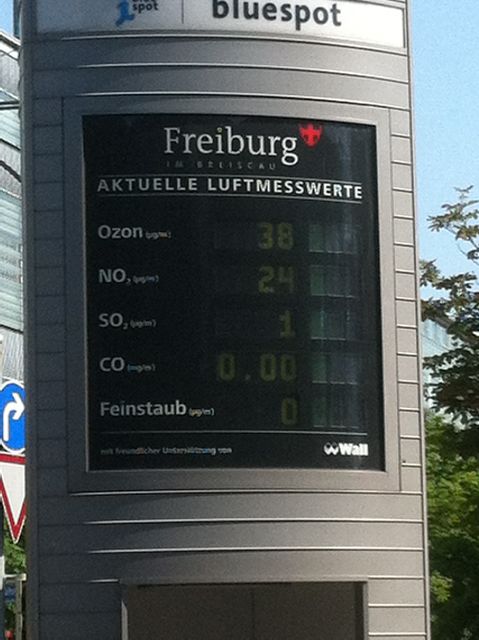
xmin=83 ymin=114 xmax=384 ymax=471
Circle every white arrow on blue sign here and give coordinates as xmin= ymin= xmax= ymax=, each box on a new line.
xmin=0 ymin=381 xmax=25 ymax=454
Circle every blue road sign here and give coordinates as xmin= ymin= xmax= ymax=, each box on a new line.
xmin=0 ymin=381 xmax=25 ymax=454
xmin=4 ymin=581 xmax=15 ymax=604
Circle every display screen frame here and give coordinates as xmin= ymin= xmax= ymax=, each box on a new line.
xmin=64 ymin=96 xmax=400 ymax=493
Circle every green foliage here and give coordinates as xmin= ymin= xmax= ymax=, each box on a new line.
xmin=422 ymin=189 xmax=479 ymax=639
xmin=426 ymin=414 xmax=479 ymax=640
xmin=4 ymin=522 xmax=25 ymax=575
xmin=427 ymin=186 xmax=479 ymax=264
xmin=2 ymin=521 xmax=25 ymax=633
xmin=421 ymin=187 xmax=479 ymax=445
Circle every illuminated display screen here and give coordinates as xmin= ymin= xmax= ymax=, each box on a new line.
xmin=83 ymin=114 xmax=384 ymax=471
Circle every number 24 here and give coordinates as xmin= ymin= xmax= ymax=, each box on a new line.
xmin=258 ymin=266 xmax=295 ymax=293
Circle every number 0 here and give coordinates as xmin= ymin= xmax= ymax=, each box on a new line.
xmin=217 ymin=353 xmax=235 ymax=381
xmin=281 ymin=398 xmax=298 ymax=426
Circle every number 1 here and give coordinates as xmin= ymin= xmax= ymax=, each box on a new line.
xmin=279 ymin=310 xmax=295 ymax=338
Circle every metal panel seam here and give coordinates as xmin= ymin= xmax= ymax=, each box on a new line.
xmin=80 ymin=518 xmax=424 ymax=525
xmin=72 ymin=62 xmax=409 ymax=86
xmin=84 ymin=546 xmax=426 ymax=555
xmin=65 ymin=91 xmax=410 ymax=111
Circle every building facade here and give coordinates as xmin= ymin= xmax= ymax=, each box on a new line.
xmin=0 ymin=30 xmax=23 ymax=381
xmin=421 ymin=317 xmax=457 ymax=410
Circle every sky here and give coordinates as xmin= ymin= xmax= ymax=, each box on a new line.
xmin=0 ymin=0 xmax=478 ymax=275
xmin=0 ymin=0 xmax=12 ymax=36
xmin=412 ymin=0 xmax=479 ymax=275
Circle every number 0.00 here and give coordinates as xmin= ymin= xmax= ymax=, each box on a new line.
xmin=260 ymin=354 xmax=297 ymax=382
xmin=217 ymin=353 xmax=297 ymax=382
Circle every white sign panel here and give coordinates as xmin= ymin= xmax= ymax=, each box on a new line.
xmin=36 ymin=0 xmax=405 ymax=49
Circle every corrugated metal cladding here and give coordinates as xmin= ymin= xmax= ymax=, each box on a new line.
xmin=23 ymin=0 xmax=429 ymax=638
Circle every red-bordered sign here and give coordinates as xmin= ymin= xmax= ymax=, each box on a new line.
xmin=0 ymin=453 xmax=26 ymax=543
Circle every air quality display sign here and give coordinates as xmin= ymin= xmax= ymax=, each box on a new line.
xmin=83 ymin=114 xmax=384 ymax=471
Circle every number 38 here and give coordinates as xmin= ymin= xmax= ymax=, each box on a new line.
xmin=258 ymin=222 xmax=294 ymax=250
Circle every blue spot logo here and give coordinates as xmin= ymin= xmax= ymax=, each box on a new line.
xmin=116 ymin=1 xmax=135 ymax=26
xmin=115 ymin=1 xmax=161 ymax=27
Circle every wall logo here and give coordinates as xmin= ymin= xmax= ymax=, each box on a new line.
xmin=323 ymin=442 xmax=369 ymax=457
xmin=116 ymin=0 xmax=160 ymax=27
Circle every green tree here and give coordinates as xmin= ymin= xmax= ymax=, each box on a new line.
xmin=4 ymin=524 xmax=25 ymax=575
xmin=427 ymin=414 xmax=479 ymax=640
xmin=3 ymin=522 xmax=25 ymax=633
xmin=421 ymin=186 xmax=479 ymax=453
xmin=422 ymin=188 xmax=479 ymax=639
